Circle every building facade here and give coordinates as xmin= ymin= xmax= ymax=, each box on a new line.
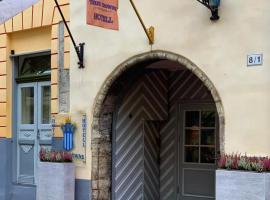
xmin=0 ymin=0 xmax=91 ymax=199
xmin=0 ymin=0 xmax=270 ymax=200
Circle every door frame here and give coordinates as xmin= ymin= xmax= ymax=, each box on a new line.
xmin=177 ymin=102 xmax=219 ymax=199
xmin=16 ymin=81 xmax=51 ymax=184
xmin=11 ymin=50 xmax=51 ymax=184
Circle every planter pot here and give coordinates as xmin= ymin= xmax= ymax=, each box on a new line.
xmin=216 ymin=169 xmax=270 ymax=200
xmin=36 ymin=162 xmax=75 ymax=200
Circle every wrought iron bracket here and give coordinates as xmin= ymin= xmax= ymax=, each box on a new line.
xmin=196 ymin=0 xmax=220 ymax=21
xmin=130 ymin=0 xmax=155 ymax=45
xmin=76 ymin=43 xmax=85 ymax=69
xmin=54 ymin=0 xmax=85 ymax=68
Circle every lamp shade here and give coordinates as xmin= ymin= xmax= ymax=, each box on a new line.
xmin=209 ymin=0 xmax=220 ymax=7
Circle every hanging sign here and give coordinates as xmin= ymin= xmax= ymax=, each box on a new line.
xmin=87 ymin=0 xmax=119 ymax=30
xmin=0 ymin=0 xmax=39 ymax=24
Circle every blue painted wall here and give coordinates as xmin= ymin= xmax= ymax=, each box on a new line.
xmin=0 ymin=137 xmax=91 ymax=200
xmin=0 ymin=139 xmax=11 ymax=200
xmin=76 ymin=180 xmax=91 ymax=200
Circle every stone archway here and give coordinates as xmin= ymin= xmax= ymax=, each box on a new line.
xmin=90 ymin=50 xmax=225 ymax=200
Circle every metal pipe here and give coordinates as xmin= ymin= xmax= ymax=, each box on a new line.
xmin=129 ymin=0 xmax=153 ymax=44
xmin=196 ymin=0 xmax=211 ymax=10
xmin=54 ymin=0 xmax=81 ymax=62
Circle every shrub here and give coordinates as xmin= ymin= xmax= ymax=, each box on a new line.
xmin=39 ymin=148 xmax=72 ymax=163
xmin=218 ymin=154 xmax=270 ymax=172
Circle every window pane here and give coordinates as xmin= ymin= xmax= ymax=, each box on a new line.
xmin=201 ymin=147 xmax=215 ymax=164
xmin=201 ymin=129 xmax=215 ymax=145
xmin=21 ymin=87 xmax=34 ymax=124
xmin=185 ymin=129 xmax=199 ymax=145
xmin=185 ymin=111 xmax=199 ymax=127
xmin=185 ymin=147 xmax=199 ymax=163
xmin=19 ymin=55 xmax=51 ymax=78
xmin=201 ymin=111 xmax=215 ymax=127
xmin=42 ymin=86 xmax=51 ymax=124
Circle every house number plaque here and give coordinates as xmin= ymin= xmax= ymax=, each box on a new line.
xmin=247 ymin=54 xmax=263 ymax=66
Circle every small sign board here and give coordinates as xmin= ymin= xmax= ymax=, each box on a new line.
xmin=87 ymin=0 xmax=119 ymax=30
xmin=71 ymin=114 xmax=87 ymax=166
xmin=247 ymin=54 xmax=263 ymax=66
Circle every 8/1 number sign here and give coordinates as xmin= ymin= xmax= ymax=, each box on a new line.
xmin=247 ymin=54 xmax=263 ymax=66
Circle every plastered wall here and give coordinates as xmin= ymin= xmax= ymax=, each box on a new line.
xmin=0 ymin=0 xmax=70 ymax=139
xmin=0 ymin=0 xmax=92 ymax=182
xmin=70 ymin=0 xmax=270 ymax=158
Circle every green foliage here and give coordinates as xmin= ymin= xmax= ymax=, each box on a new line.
xmin=238 ymin=157 xmax=251 ymax=171
xmin=251 ymin=162 xmax=263 ymax=172
xmin=225 ymin=157 xmax=233 ymax=169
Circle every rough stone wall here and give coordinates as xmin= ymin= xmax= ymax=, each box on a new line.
xmin=91 ymin=95 xmax=116 ymax=200
xmin=91 ymin=67 xmax=146 ymax=200
xmin=58 ymin=22 xmax=70 ymax=113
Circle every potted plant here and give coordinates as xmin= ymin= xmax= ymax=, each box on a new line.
xmin=216 ymin=154 xmax=270 ymax=200
xmin=36 ymin=148 xmax=75 ymax=200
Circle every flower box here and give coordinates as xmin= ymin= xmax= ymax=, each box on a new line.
xmin=36 ymin=149 xmax=75 ymax=200
xmin=36 ymin=162 xmax=75 ymax=200
xmin=216 ymin=154 xmax=270 ymax=200
xmin=216 ymin=169 xmax=270 ymax=200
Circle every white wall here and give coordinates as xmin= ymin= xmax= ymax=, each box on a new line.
xmin=70 ymin=0 xmax=270 ymax=175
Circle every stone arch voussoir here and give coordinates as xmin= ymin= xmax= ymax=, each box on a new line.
xmin=90 ymin=50 xmax=225 ymax=200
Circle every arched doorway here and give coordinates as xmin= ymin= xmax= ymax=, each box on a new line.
xmin=91 ymin=50 xmax=225 ymax=200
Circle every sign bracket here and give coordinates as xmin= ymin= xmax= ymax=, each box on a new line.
xmin=129 ymin=0 xmax=155 ymax=45
xmin=54 ymin=0 xmax=85 ymax=68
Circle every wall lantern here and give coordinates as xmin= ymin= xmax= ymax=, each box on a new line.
xmin=197 ymin=0 xmax=221 ymax=21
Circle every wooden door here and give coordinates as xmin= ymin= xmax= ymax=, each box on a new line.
xmin=178 ymin=104 xmax=219 ymax=200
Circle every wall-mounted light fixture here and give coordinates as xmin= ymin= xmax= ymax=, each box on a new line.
xmin=197 ymin=0 xmax=221 ymax=21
